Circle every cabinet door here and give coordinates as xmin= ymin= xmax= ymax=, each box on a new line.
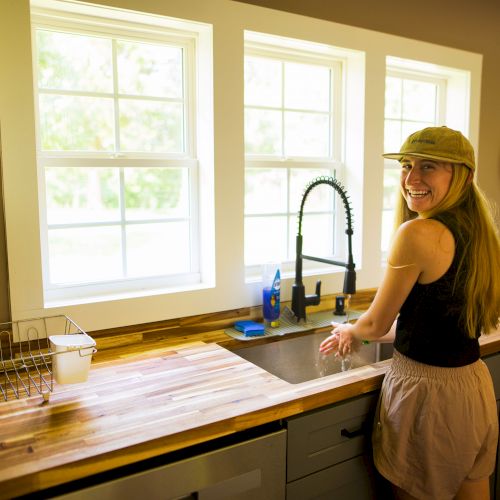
xmin=286 ymin=455 xmax=376 ymax=500
xmin=483 ymin=353 xmax=500 ymax=499
xmin=286 ymin=392 xmax=378 ymax=482
xmin=52 ymin=430 xmax=286 ymax=500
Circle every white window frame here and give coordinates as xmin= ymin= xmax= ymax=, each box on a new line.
xmin=31 ymin=6 xmax=209 ymax=304
xmin=244 ymin=35 xmax=347 ymax=279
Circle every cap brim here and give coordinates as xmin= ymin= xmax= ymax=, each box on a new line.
xmin=382 ymin=152 xmax=474 ymax=170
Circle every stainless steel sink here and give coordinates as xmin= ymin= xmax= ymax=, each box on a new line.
xmin=228 ymin=331 xmax=392 ymax=384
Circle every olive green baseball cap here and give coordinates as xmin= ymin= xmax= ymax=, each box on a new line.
xmin=383 ymin=126 xmax=475 ymax=170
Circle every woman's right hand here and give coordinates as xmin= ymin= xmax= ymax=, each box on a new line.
xmin=319 ymin=322 xmax=358 ymax=357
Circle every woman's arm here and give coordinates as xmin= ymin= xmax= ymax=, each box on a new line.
xmin=374 ymin=318 xmax=397 ymax=343
xmin=320 ymin=218 xmax=450 ymax=356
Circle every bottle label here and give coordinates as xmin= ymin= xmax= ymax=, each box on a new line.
xmin=263 ymin=269 xmax=280 ymax=323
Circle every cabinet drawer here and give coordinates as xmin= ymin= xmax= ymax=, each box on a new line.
xmin=483 ymin=353 xmax=500 ymax=400
xmin=286 ymin=392 xmax=378 ymax=482
xmin=286 ymin=454 xmax=377 ymax=500
xmin=52 ymin=430 xmax=286 ymax=500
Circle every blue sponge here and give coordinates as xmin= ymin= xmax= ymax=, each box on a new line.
xmin=234 ymin=320 xmax=265 ymax=337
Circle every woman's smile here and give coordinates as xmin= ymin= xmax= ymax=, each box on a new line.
xmin=406 ymin=189 xmax=430 ymax=198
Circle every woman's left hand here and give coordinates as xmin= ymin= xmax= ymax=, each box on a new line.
xmin=319 ymin=322 xmax=359 ymax=357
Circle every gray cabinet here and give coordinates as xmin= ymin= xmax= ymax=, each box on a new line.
xmin=53 ymin=430 xmax=286 ymax=500
xmin=483 ymin=352 xmax=500 ymax=499
xmin=285 ymin=392 xmax=383 ymax=500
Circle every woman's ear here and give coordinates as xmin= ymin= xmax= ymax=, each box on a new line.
xmin=462 ymin=164 xmax=474 ymax=184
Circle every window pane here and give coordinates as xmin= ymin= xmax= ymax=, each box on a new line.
xmin=284 ymin=111 xmax=329 ymax=157
xmin=36 ymin=30 xmax=112 ymax=93
xmin=119 ymin=99 xmax=183 ymax=153
xmin=48 ymin=226 xmax=122 ymax=284
xmin=381 ymin=209 xmax=395 ymax=254
xmin=385 ymin=76 xmax=402 ymax=119
xmin=125 ymin=167 xmax=189 ymax=220
xmin=285 ymin=62 xmax=330 ymax=112
xmin=245 ymin=216 xmax=288 ymax=265
xmin=245 ymin=169 xmax=287 ymax=214
xmin=39 ymin=95 xmax=114 ymax=151
xmin=402 ymin=80 xmax=437 ymax=122
xmin=295 ymin=213 xmax=334 ymax=257
xmin=117 ymin=40 xmax=183 ymax=98
xmin=46 ymin=167 xmax=120 ymax=224
xmin=290 ymin=169 xmax=334 ymax=213
xmin=384 ymin=119 xmax=403 ymax=153
xmin=244 ymin=56 xmax=281 ymax=107
xmin=383 ymin=168 xmax=401 ymax=210
xmin=126 ymin=222 xmax=190 ymax=277
xmin=401 ymin=120 xmax=434 ymax=140
xmin=245 ymin=108 xmax=282 ymax=155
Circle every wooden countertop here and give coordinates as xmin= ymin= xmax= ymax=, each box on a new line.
xmin=1 ymin=322 xmax=500 ymax=499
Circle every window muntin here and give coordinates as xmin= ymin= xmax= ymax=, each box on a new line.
xmin=244 ymin=44 xmax=342 ymax=270
xmin=33 ymin=19 xmax=200 ymax=298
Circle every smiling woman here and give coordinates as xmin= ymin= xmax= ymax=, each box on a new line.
xmin=320 ymin=126 xmax=500 ymax=499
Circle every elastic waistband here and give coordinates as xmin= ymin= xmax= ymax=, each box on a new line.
xmin=390 ymin=350 xmax=484 ymax=381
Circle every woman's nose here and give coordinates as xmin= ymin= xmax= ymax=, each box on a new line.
xmin=405 ymin=167 xmax=421 ymax=185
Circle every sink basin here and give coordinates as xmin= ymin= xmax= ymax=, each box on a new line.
xmin=228 ymin=331 xmax=392 ymax=384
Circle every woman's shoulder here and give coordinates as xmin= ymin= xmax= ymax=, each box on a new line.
xmin=399 ymin=217 xmax=452 ymax=238
xmin=390 ymin=218 xmax=454 ymax=267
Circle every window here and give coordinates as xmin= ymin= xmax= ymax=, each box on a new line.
xmin=32 ymin=7 xmax=210 ymax=303
xmin=244 ymin=35 xmax=344 ymax=274
xmin=381 ymin=57 xmax=471 ymax=255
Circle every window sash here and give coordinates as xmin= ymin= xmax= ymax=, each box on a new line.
xmin=244 ymin=46 xmax=342 ymax=162
xmin=244 ymin=44 xmax=344 ymax=273
xmin=38 ymin=157 xmax=200 ymax=295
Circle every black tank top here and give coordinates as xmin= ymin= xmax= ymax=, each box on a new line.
xmin=394 ymin=215 xmax=480 ymax=367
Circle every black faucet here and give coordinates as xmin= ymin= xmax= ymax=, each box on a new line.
xmin=291 ymin=176 xmax=356 ymax=322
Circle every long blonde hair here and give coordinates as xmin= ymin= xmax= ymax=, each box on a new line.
xmin=394 ymin=164 xmax=500 ymax=338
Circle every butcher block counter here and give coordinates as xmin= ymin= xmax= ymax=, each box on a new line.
xmin=1 ymin=301 xmax=500 ymax=499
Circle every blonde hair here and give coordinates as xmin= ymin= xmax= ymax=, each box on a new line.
xmin=394 ymin=164 xmax=500 ymax=338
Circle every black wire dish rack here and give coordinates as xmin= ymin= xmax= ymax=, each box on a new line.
xmin=0 ymin=315 xmax=96 ymax=402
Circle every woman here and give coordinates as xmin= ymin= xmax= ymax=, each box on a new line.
xmin=320 ymin=126 xmax=500 ymax=500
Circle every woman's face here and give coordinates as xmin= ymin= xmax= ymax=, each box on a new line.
xmin=400 ymin=156 xmax=453 ymax=213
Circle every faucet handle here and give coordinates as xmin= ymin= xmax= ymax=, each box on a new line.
xmin=305 ymin=280 xmax=321 ymax=306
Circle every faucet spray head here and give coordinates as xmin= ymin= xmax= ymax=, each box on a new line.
xmin=343 ymin=266 xmax=356 ymax=295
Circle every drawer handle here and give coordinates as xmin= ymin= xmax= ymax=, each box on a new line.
xmin=341 ymin=422 xmax=367 ymax=439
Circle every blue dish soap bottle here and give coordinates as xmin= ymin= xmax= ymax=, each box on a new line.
xmin=262 ymin=262 xmax=281 ymax=328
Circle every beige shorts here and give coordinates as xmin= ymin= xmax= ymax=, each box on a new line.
xmin=373 ymin=350 xmax=498 ymax=500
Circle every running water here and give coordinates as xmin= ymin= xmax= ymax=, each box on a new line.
xmin=341 ymin=354 xmax=352 ymax=372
